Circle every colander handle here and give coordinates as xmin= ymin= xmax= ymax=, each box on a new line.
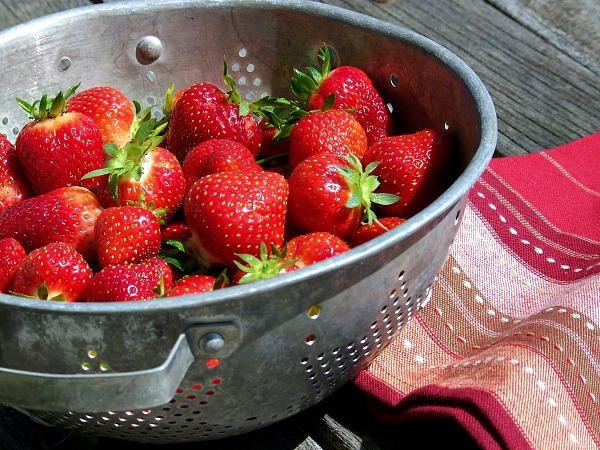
xmin=0 ymin=333 xmax=194 ymax=413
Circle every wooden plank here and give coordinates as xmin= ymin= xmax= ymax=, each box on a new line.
xmin=486 ymin=0 xmax=600 ymax=73
xmin=0 ymin=0 xmax=92 ymax=29
xmin=317 ymin=0 xmax=600 ymax=157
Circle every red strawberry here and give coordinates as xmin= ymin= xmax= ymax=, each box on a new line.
xmin=15 ymin=84 xmax=105 ymax=195
xmin=182 ymin=138 xmax=263 ymax=191
xmin=164 ymin=274 xmax=220 ymax=297
xmin=86 ymin=257 xmax=172 ymax=302
xmin=233 ymin=232 xmax=349 ymax=284
xmin=11 ymin=242 xmax=93 ymax=302
xmin=161 ymin=220 xmax=192 ymax=243
xmin=166 ymin=82 xmax=263 ymax=162
xmin=0 ymin=237 xmax=27 ymax=293
xmin=348 ymin=216 xmax=406 ymax=248
xmin=288 ymin=108 xmax=368 ymax=169
xmin=0 ymin=186 xmax=103 ymax=263
xmin=364 ymin=129 xmax=454 ymax=218
xmin=166 ymin=62 xmax=289 ymax=162
xmin=292 ymin=46 xmax=394 ymax=146
xmin=286 ymin=152 xmax=398 ymax=240
xmin=95 ymin=206 xmax=162 ymax=267
xmin=0 ymin=133 xmax=33 ymax=212
xmin=85 ymin=116 xmax=186 ymax=223
xmin=66 ymin=85 xmax=135 ymax=149
xmin=184 ymin=170 xmax=288 ymax=270
xmin=285 ymin=232 xmax=350 ymax=268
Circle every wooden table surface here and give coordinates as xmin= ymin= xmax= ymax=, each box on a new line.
xmin=0 ymin=0 xmax=598 ymax=449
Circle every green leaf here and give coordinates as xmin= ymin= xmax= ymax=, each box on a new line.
xmin=290 ymin=70 xmax=317 ymax=100
xmin=37 ymin=282 xmax=49 ymax=300
xmin=108 ymin=173 xmax=121 ymax=205
xmin=162 ymin=256 xmax=184 ymax=272
xmin=38 ymin=95 xmax=48 ymax=120
xmin=65 ymin=82 xmax=81 ymax=100
xmin=238 ymin=100 xmax=250 ymax=117
xmin=164 ymin=239 xmax=188 ymax=254
xmin=233 ymin=243 xmax=296 ymax=284
xmin=372 ymin=192 xmax=400 ymax=205
xmin=321 ymin=93 xmax=336 ymax=111
xmin=80 ymin=167 xmax=114 ymax=180
xmin=318 ymin=45 xmax=331 ymax=77
xmin=345 ymin=192 xmax=362 ymax=209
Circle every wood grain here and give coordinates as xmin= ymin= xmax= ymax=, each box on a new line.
xmin=0 ymin=0 xmax=91 ymax=28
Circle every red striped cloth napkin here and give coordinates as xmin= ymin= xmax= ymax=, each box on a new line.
xmin=355 ymin=131 xmax=600 ymax=449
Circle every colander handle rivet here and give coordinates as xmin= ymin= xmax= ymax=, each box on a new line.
xmin=199 ymin=332 xmax=225 ymax=354
xmin=136 ymin=35 xmax=163 ymax=65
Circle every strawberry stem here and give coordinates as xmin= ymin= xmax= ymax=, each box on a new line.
xmin=81 ymin=112 xmax=166 ymax=204
xmin=234 ymin=242 xmax=297 ymax=284
xmin=16 ymin=82 xmax=81 ymax=121
xmin=290 ymin=45 xmax=331 ymax=104
xmin=222 ymin=58 xmax=291 ymax=128
xmin=335 ymin=153 xmax=400 ymax=226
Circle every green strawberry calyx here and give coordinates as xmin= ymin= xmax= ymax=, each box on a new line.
xmin=16 ymin=83 xmax=81 ymax=121
xmin=159 ymin=239 xmax=200 ymax=275
xmin=81 ymin=111 xmax=166 ymax=204
xmin=10 ymin=282 xmax=67 ymax=302
xmin=234 ymin=242 xmax=298 ymax=284
xmin=335 ymin=153 xmax=400 ymax=226
xmin=290 ymin=45 xmax=331 ymax=104
xmin=223 ymin=59 xmax=291 ymax=127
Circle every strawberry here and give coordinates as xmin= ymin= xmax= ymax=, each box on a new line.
xmin=0 ymin=237 xmax=27 ymax=293
xmin=233 ymin=232 xmax=350 ymax=284
xmin=66 ymin=85 xmax=135 ymax=149
xmin=292 ymin=46 xmax=394 ymax=146
xmin=348 ymin=216 xmax=406 ymax=248
xmin=288 ymin=108 xmax=368 ymax=169
xmin=11 ymin=242 xmax=93 ymax=302
xmin=95 ymin=206 xmax=162 ymax=267
xmin=15 ymin=84 xmax=105 ymax=195
xmin=84 ymin=115 xmax=186 ymax=223
xmin=286 ymin=152 xmax=398 ymax=240
xmin=86 ymin=257 xmax=172 ymax=302
xmin=0 ymin=186 xmax=103 ymax=263
xmin=161 ymin=220 xmax=192 ymax=243
xmin=285 ymin=232 xmax=351 ymax=268
xmin=166 ymin=82 xmax=263 ymax=162
xmin=363 ymin=129 xmax=454 ymax=218
xmin=164 ymin=274 xmax=220 ymax=297
xmin=0 ymin=133 xmax=33 ymax=212
xmin=184 ymin=170 xmax=288 ymax=270
xmin=166 ymin=62 xmax=289 ymax=162
xmin=182 ymin=138 xmax=263 ymax=191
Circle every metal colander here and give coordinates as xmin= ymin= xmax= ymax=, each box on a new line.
xmin=0 ymin=0 xmax=497 ymax=444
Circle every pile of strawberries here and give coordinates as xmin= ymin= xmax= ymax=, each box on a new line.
xmin=0 ymin=47 xmax=454 ymax=302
